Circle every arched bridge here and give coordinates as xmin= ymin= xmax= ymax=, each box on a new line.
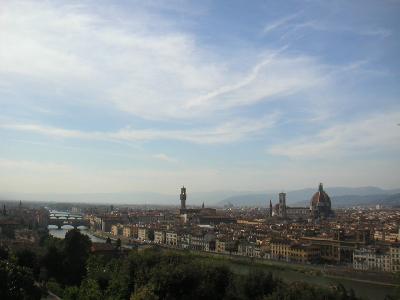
xmin=48 ymin=212 xmax=89 ymax=229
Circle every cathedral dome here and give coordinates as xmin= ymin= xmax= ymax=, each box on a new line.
xmin=311 ymin=185 xmax=331 ymax=207
xmin=310 ymin=183 xmax=332 ymax=219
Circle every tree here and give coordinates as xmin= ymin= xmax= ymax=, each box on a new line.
xmin=242 ymin=269 xmax=277 ymax=300
xmin=130 ymin=285 xmax=158 ymax=300
xmin=41 ymin=245 xmax=64 ymax=283
xmin=148 ymin=230 xmax=155 ymax=242
xmin=16 ymin=249 xmax=38 ymax=270
xmin=63 ymin=286 xmax=79 ymax=300
xmin=78 ymin=279 xmax=103 ymax=300
xmin=63 ymin=229 xmax=92 ymax=285
xmin=0 ymin=245 xmax=8 ymax=260
xmin=0 ymin=260 xmax=42 ymax=300
xmin=116 ymin=238 xmax=121 ymax=250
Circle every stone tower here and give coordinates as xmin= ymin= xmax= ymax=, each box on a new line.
xmin=278 ymin=192 xmax=287 ymax=218
xmin=269 ymin=200 xmax=273 ymax=217
xmin=180 ymin=186 xmax=187 ymax=210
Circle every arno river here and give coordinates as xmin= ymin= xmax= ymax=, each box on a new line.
xmin=47 ymin=210 xmax=105 ymax=242
xmin=48 ymin=226 xmax=106 ymax=243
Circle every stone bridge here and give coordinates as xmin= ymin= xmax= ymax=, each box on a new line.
xmin=48 ymin=213 xmax=89 ymax=229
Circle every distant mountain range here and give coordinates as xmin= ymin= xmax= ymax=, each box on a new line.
xmin=1 ymin=186 xmax=399 ymax=208
xmin=217 ymin=187 xmax=400 ymax=208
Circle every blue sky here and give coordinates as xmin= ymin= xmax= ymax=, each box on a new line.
xmin=0 ymin=0 xmax=399 ymax=195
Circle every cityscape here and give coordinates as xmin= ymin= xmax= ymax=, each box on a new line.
xmin=1 ymin=0 xmax=400 ymax=299
xmin=1 ymin=183 xmax=400 ymax=299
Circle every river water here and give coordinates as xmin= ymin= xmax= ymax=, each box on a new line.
xmin=48 ymin=225 xmax=105 ymax=243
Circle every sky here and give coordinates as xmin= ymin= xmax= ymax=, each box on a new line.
xmin=0 ymin=0 xmax=399 ymax=196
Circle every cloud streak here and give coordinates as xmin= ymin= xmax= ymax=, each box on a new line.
xmin=268 ymin=111 xmax=400 ymax=158
xmin=0 ymin=113 xmax=279 ymax=144
xmin=0 ymin=1 xmax=328 ymax=120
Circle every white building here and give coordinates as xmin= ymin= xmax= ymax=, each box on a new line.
xmin=138 ymin=227 xmax=148 ymax=241
xmin=353 ymin=248 xmax=391 ymax=272
xmin=390 ymin=245 xmax=400 ymax=273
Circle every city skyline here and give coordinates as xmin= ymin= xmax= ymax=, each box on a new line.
xmin=1 ymin=0 xmax=400 ymax=195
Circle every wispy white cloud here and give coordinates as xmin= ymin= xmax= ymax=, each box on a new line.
xmin=268 ymin=111 xmax=400 ymax=158
xmin=281 ymin=19 xmax=391 ymax=40
xmin=262 ymin=12 xmax=301 ymax=34
xmin=0 ymin=1 xmax=328 ymax=120
xmin=0 ymin=113 xmax=279 ymax=144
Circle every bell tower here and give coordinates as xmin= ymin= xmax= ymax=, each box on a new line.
xmin=180 ymin=186 xmax=187 ymax=210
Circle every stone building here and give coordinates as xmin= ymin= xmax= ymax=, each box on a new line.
xmin=310 ymin=183 xmax=333 ymax=220
xmin=353 ymin=248 xmax=391 ymax=272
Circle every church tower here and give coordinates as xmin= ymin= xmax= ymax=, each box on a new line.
xmin=278 ymin=192 xmax=287 ymax=218
xmin=180 ymin=186 xmax=187 ymax=210
xmin=269 ymin=200 xmax=273 ymax=217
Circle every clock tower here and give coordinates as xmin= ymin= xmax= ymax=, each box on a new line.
xmin=180 ymin=186 xmax=187 ymax=210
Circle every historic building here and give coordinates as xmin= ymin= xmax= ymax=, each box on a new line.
xmin=310 ymin=183 xmax=333 ymax=220
xmin=353 ymin=248 xmax=391 ymax=272
xmin=270 ymin=183 xmax=334 ymax=221
xmin=178 ymin=186 xmax=235 ymax=225
xmin=180 ymin=186 xmax=187 ymax=210
xmin=272 ymin=192 xmax=309 ymax=220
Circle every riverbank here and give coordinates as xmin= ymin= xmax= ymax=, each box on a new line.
xmin=153 ymin=245 xmax=399 ymax=300
xmin=83 ymin=231 xmax=398 ymax=288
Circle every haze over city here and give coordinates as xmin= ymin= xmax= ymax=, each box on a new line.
xmin=1 ymin=0 xmax=400 ymax=198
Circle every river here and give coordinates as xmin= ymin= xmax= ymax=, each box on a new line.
xmin=48 ymin=225 xmax=106 ymax=243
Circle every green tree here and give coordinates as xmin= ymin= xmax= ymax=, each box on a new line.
xmin=86 ymin=255 xmax=110 ymax=292
xmin=63 ymin=229 xmax=92 ymax=285
xmin=41 ymin=245 xmax=64 ymax=283
xmin=15 ymin=249 xmax=38 ymax=271
xmin=116 ymin=238 xmax=121 ymax=250
xmin=104 ymin=260 xmax=130 ymax=300
xmin=130 ymin=285 xmax=158 ymax=300
xmin=0 ymin=260 xmax=42 ymax=300
xmin=0 ymin=245 xmax=8 ymax=260
xmin=242 ymin=269 xmax=277 ymax=300
xmin=63 ymin=286 xmax=79 ymax=300
xmin=78 ymin=279 xmax=103 ymax=300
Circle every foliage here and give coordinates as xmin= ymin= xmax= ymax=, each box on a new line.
xmin=63 ymin=286 xmax=80 ymax=300
xmin=0 ymin=260 xmax=42 ymax=300
xmin=78 ymin=278 xmax=103 ymax=300
xmin=41 ymin=245 xmax=64 ymax=282
xmin=0 ymin=245 xmax=9 ymax=260
xmin=148 ymin=229 xmax=155 ymax=241
xmin=0 ymin=234 xmax=370 ymax=300
xmin=47 ymin=279 xmax=65 ymax=298
xmin=242 ymin=269 xmax=281 ymax=300
xmin=15 ymin=248 xmax=39 ymax=278
xmin=265 ymin=281 xmax=358 ymax=300
xmin=63 ymin=229 xmax=92 ymax=285
xmin=72 ymin=249 xmax=364 ymax=300
xmin=130 ymin=285 xmax=158 ymax=300
xmin=116 ymin=238 xmax=121 ymax=249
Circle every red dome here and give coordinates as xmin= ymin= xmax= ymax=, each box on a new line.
xmin=310 ymin=183 xmax=332 ymax=219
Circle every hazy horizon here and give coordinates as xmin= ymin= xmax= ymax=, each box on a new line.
xmin=1 ymin=185 xmax=399 ymax=206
